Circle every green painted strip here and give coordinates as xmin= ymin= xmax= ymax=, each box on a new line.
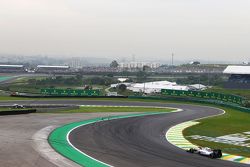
xmin=49 ymin=112 xmax=172 ymax=167
xmin=234 ymin=157 xmax=245 ymax=162
xmin=0 ymin=76 xmax=13 ymax=82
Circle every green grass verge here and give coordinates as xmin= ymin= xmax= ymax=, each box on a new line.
xmin=183 ymin=107 xmax=250 ymax=157
xmin=51 ymin=106 xmax=173 ymax=113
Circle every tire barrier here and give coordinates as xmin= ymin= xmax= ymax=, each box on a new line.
xmin=0 ymin=109 xmax=36 ymax=116
xmin=10 ymin=94 xmax=128 ymax=98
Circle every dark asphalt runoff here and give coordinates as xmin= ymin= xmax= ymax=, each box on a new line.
xmin=0 ymin=100 xmax=248 ymax=167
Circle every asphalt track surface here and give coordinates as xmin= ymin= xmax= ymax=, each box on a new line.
xmin=0 ymin=100 xmax=248 ymax=167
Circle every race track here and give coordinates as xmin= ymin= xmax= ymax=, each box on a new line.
xmin=0 ymin=100 xmax=248 ymax=167
xmin=68 ymin=103 xmax=247 ymax=167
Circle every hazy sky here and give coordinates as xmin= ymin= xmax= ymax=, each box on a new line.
xmin=0 ymin=0 xmax=249 ymax=62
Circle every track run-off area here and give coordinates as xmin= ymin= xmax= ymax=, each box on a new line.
xmin=0 ymin=100 xmax=249 ymax=167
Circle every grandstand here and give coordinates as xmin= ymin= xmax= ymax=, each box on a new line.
xmin=223 ymin=65 xmax=250 ymax=89
xmin=0 ymin=65 xmax=26 ymax=73
xmin=36 ymin=65 xmax=70 ymax=73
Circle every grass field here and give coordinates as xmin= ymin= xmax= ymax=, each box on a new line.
xmin=48 ymin=106 xmax=174 ymax=113
xmin=183 ymin=107 xmax=250 ymax=157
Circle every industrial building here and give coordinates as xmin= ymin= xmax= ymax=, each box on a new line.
xmin=36 ymin=65 xmax=70 ymax=73
xmin=0 ymin=65 xmax=25 ymax=73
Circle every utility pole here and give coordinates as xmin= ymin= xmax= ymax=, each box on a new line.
xmin=207 ymin=71 xmax=210 ymax=87
xmin=171 ymin=53 xmax=174 ymax=67
xmin=132 ymin=54 xmax=135 ymax=62
xmin=199 ymin=75 xmax=201 ymax=90
xmin=171 ymin=53 xmax=174 ymax=77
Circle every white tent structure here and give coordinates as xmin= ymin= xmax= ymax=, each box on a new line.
xmin=188 ymin=84 xmax=207 ymax=91
xmin=127 ymin=81 xmax=188 ymax=94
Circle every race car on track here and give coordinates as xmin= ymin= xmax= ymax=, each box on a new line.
xmin=187 ymin=147 xmax=222 ymax=159
xmin=11 ymin=104 xmax=25 ymax=109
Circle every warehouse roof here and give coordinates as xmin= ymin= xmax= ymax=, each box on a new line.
xmin=0 ymin=65 xmax=24 ymax=68
xmin=37 ymin=65 xmax=70 ymax=69
xmin=223 ymin=66 xmax=250 ymax=75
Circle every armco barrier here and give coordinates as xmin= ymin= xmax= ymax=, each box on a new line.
xmin=128 ymin=96 xmax=250 ymax=113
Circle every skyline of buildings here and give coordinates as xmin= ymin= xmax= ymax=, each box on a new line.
xmin=0 ymin=54 xmax=249 ymax=68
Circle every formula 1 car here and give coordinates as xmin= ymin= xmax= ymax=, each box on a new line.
xmin=187 ymin=147 xmax=222 ymax=159
xmin=12 ymin=104 xmax=25 ymax=109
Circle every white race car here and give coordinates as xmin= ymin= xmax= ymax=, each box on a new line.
xmin=12 ymin=104 xmax=25 ymax=109
xmin=187 ymin=147 xmax=222 ymax=159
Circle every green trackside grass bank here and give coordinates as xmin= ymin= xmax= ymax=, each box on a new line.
xmin=53 ymin=106 xmax=173 ymax=113
xmin=49 ymin=111 xmax=174 ymax=167
xmin=183 ymin=107 xmax=250 ymax=157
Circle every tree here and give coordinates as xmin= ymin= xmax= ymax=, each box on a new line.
xmin=118 ymin=84 xmax=127 ymax=92
xmin=76 ymin=73 xmax=83 ymax=80
xmin=110 ymin=60 xmax=119 ymax=68
xmin=143 ymin=65 xmax=151 ymax=72
xmin=244 ymin=101 xmax=250 ymax=108
xmin=107 ymin=73 xmax=114 ymax=77
xmin=136 ymin=71 xmax=148 ymax=82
